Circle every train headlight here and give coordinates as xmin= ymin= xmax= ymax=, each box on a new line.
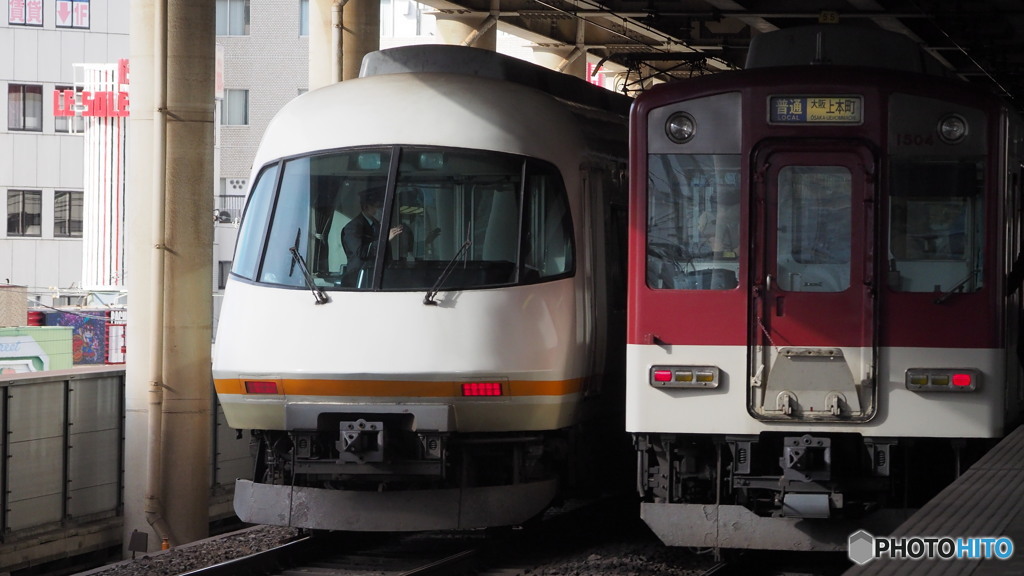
xmin=937 ymin=114 xmax=968 ymax=144
xmin=650 ymin=365 xmax=719 ymax=389
xmin=905 ymin=368 xmax=979 ymax=392
xmin=665 ymin=112 xmax=697 ymax=144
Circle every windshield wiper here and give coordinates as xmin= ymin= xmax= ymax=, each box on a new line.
xmin=290 ymin=243 xmax=330 ymax=305
xmin=423 ymin=234 xmax=472 ymax=306
xmin=934 ymin=269 xmax=979 ymax=305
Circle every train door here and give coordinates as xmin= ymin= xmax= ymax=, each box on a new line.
xmin=749 ymin=144 xmax=877 ymax=422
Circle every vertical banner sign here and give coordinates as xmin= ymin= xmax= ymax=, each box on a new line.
xmin=53 ymin=60 xmax=129 ymax=289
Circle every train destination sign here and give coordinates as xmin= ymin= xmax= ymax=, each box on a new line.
xmin=769 ymin=95 xmax=862 ymax=124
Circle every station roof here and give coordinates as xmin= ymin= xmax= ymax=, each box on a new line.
xmin=420 ymin=0 xmax=1024 ymax=110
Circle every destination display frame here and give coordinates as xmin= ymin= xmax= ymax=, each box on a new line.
xmin=768 ymin=95 xmax=864 ymax=124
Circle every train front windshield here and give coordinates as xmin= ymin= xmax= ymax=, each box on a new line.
xmin=231 ymin=147 xmax=574 ymax=291
xmin=646 ymin=154 xmax=742 ymax=290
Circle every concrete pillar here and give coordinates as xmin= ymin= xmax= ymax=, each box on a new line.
xmin=342 ymin=0 xmax=379 ymax=81
xmin=308 ymin=0 xmax=337 ymax=90
xmin=531 ymin=45 xmax=586 ymax=78
xmin=434 ymin=13 xmax=498 ymax=51
xmin=125 ymin=0 xmax=214 ymax=555
xmin=161 ymin=0 xmax=215 ymax=546
xmin=311 ymin=0 xmax=378 ymax=86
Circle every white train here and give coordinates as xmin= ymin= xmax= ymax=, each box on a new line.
xmin=213 ymin=45 xmax=631 ymax=531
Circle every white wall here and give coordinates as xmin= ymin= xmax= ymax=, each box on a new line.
xmin=0 ymin=1 xmax=129 ymax=296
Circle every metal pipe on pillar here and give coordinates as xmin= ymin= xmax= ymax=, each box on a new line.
xmin=332 ymin=0 xmax=347 ymax=83
xmin=143 ymin=0 xmax=173 ymax=548
xmin=124 ymin=0 xmax=161 ymax=555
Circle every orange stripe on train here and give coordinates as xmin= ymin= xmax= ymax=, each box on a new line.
xmin=214 ymin=378 xmax=583 ymax=397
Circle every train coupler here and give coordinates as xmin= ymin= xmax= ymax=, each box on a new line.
xmin=338 ymin=419 xmax=385 ymax=462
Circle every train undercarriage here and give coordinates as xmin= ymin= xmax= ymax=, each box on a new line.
xmin=635 ymin=432 xmax=991 ymax=550
xmin=232 ymin=418 xmax=597 ymax=532
xmin=253 ymin=423 xmax=562 ymax=493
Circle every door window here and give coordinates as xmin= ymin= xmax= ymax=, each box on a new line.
xmin=776 ymin=166 xmax=852 ymax=292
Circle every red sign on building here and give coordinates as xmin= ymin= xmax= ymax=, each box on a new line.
xmin=52 ymin=59 xmax=131 ymax=118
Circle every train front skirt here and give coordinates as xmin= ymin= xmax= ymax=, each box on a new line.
xmin=642 ymin=503 xmax=912 ymax=551
xmin=233 ymin=477 xmax=559 ymax=531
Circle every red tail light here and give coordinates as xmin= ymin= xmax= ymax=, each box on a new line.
xmin=653 ymin=370 xmax=673 ymax=382
xmin=244 ymin=380 xmax=279 ymax=394
xmin=905 ymin=369 xmax=979 ymax=392
xmin=462 ymin=382 xmax=502 ymax=396
xmin=952 ymin=373 xmax=973 ymax=387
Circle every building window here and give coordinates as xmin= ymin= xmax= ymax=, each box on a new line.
xmin=54 ymin=191 xmax=84 ymax=237
xmin=299 ymin=0 xmax=308 ymax=36
xmin=380 ymin=0 xmax=393 ymax=36
xmin=7 ymin=191 xmax=42 ymax=237
xmin=55 ymin=0 xmax=90 ymax=29
xmin=54 ymin=86 xmax=85 ymax=133
xmin=8 ymin=0 xmax=44 ymax=26
xmin=216 ymin=0 xmax=250 ymax=36
xmin=218 ymin=261 xmax=232 ymax=290
xmin=221 ymin=89 xmax=249 ymax=125
xmin=8 ymin=84 xmax=43 ymax=131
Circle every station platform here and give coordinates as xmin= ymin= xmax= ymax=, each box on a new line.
xmin=844 ymin=424 xmax=1024 ymax=575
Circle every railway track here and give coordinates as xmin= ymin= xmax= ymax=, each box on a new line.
xmin=80 ymin=494 xmax=722 ymax=576
xmin=696 ymin=550 xmax=852 ymax=576
xmin=175 ymin=496 xmax=635 ymax=576
xmin=177 ymin=530 xmax=496 ymax=576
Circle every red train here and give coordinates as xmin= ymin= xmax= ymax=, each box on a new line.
xmin=626 ymin=25 xmax=1024 ymax=550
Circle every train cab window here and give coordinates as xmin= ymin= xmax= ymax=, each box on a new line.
xmin=379 ymin=148 xmax=572 ymax=289
xmin=646 ymin=154 xmax=741 ymax=290
xmin=888 ymin=159 xmax=984 ymax=293
xmin=239 ymin=146 xmax=573 ymax=292
xmin=776 ymin=166 xmax=852 ymax=292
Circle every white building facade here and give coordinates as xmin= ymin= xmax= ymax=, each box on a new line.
xmin=4 ymin=0 xmax=616 ymax=312
xmin=1 ymin=0 xmax=129 ymax=300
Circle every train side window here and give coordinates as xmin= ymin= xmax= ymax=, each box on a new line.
xmin=646 ymin=153 xmax=741 ymax=290
xmin=888 ymin=159 xmax=984 ymax=293
xmin=232 ymin=163 xmax=279 ymax=281
xmin=523 ymin=162 xmax=574 ymax=281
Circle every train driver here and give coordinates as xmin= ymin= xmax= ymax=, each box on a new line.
xmin=340 ymin=186 xmax=407 ymax=287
